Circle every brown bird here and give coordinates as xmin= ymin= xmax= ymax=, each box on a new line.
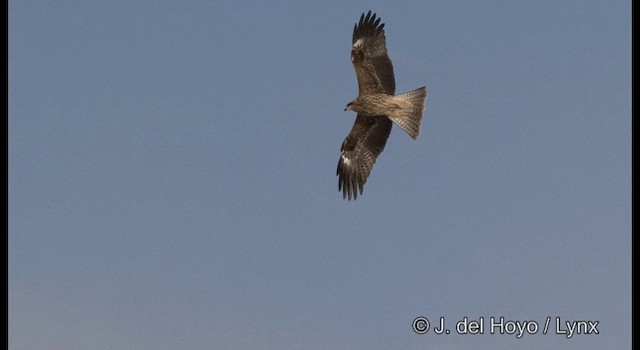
xmin=337 ymin=11 xmax=427 ymax=200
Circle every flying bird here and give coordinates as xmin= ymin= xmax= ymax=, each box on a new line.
xmin=337 ymin=11 xmax=427 ymax=200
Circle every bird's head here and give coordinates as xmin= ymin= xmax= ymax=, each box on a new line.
xmin=344 ymin=101 xmax=355 ymax=112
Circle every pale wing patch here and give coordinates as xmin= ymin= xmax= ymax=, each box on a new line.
xmin=352 ymin=38 xmax=364 ymax=49
xmin=341 ymin=154 xmax=352 ymax=166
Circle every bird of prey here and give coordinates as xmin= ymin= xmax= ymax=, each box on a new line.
xmin=337 ymin=11 xmax=427 ymax=200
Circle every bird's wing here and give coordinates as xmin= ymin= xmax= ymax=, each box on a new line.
xmin=351 ymin=11 xmax=396 ymax=95
xmin=337 ymin=115 xmax=392 ymax=200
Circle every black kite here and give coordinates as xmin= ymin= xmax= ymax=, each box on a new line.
xmin=337 ymin=11 xmax=427 ymax=200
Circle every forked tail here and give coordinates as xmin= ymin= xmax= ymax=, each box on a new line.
xmin=388 ymin=87 xmax=427 ymax=139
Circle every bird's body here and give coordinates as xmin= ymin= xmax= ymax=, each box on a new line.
xmin=346 ymin=93 xmax=403 ymax=115
xmin=337 ymin=11 xmax=427 ymax=200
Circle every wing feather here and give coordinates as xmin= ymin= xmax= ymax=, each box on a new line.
xmin=337 ymin=115 xmax=392 ymax=200
xmin=351 ymin=11 xmax=395 ymax=95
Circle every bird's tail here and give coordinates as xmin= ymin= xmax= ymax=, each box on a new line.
xmin=388 ymin=87 xmax=427 ymax=140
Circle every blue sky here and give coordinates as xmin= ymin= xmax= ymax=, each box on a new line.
xmin=9 ymin=1 xmax=630 ymax=349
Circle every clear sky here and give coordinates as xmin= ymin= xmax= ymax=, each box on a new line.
xmin=9 ymin=1 xmax=631 ymax=349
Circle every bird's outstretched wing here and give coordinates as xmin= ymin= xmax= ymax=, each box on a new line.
xmin=337 ymin=115 xmax=392 ymax=200
xmin=351 ymin=11 xmax=395 ymax=95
